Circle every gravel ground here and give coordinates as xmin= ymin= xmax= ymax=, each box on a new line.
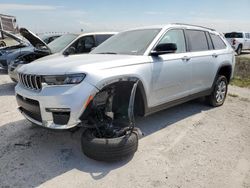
xmin=239 ymin=50 xmax=250 ymax=58
xmin=0 ymin=70 xmax=250 ymax=188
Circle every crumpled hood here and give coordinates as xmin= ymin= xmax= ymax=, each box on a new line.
xmin=18 ymin=54 xmax=149 ymax=75
xmin=19 ymin=28 xmax=51 ymax=53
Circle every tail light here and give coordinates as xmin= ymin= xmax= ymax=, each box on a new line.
xmin=232 ymin=39 xmax=236 ymax=45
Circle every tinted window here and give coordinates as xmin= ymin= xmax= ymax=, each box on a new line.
xmin=74 ymin=36 xmax=95 ymax=54
xmin=91 ymin=29 xmax=160 ymax=55
xmin=211 ymin=34 xmax=226 ymax=50
xmin=95 ymin=34 xmax=113 ymax=46
xmin=186 ymin=30 xmax=209 ymax=52
xmin=225 ymin=32 xmax=243 ymax=38
xmin=158 ymin=29 xmax=186 ymax=53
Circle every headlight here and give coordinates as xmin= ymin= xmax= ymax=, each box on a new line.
xmin=42 ymin=73 xmax=86 ymax=85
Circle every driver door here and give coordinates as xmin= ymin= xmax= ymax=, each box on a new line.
xmin=149 ymin=29 xmax=192 ymax=106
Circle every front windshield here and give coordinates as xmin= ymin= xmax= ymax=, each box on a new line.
xmin=48 ymin=34 xmax=78 ymax=53
xmin=91 ymin=29 xmax=161 ymax=55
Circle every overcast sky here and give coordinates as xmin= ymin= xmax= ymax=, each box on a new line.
xmin=0 ymin=0 xmax=250 ymax=33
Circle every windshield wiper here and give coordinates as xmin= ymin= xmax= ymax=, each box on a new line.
xmin=96 ymin=52 xmax=117 ymax=54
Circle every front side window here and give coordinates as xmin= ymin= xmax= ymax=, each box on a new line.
xmin=185 ymin=30 xmax=209 ymax=52
xmin=70 ymin=36 xmax=95 ymax=54
xmin=211 ymin=34 xmax=226 ymax=50
xmin=91 ymin=29 xmax=161 ymax=55
xmin=157 ymin=29 xmax=186 ymax=53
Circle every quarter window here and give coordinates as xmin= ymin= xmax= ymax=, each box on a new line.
xmin=158 ymin=29 xmax=186 ymax=53
xmin=211 ymin=34 xmax=226 ymax=50
xmin=185 ymin=30 xmax=209 ymax=52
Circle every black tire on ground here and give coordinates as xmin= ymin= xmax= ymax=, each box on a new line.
xmin=0 ymin=41 xmax=6 ymax=47
xmin=206 ymin=75 xmax=228 ymax=107
xmin=236 ymin=45 xmax=242 ymax=55
xmin=81 ymin=129 xmax=139 ymax=162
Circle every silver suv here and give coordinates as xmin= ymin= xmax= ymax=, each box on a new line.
xmin=15 ymin=24 xmax=235 ymax=130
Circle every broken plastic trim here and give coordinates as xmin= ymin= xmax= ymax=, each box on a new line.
xmin=128 ymin=80 xmax=139 ymax=132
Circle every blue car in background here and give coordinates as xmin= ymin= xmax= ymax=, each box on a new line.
xmin=0 ymin=28 xmax=51 ymax=71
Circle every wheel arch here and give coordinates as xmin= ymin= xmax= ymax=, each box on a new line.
xmin=80 ymin=76 xmax=149 ymax=121
xmin=216 ymin=64 xmax=232 ymax=83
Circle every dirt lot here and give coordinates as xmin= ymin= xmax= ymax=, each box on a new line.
xmin=0 ymin=70 xmax=250 ymax=188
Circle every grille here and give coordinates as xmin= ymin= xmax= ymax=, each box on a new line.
xmin=18 ymin=73 xmax=42 ymax=91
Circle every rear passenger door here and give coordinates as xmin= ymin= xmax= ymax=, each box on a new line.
xmin=185 ymin=30 xmax=215 ymax=93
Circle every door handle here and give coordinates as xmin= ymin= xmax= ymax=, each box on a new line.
xmin=182 ymin=56 xmax=191 ymax=61
xmin=212 ymin=53 xmax=218 ymax=58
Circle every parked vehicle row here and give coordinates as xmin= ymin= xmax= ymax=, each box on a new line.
xmin=0 ymin=28 xmax=115 ymax=82
xmin=14 ymin=24 xmax=235 ymax=161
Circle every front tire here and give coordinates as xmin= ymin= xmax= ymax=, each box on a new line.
xmin=81 ymin=129 xmax=138 ymax=162
xmin=207 ymin=75 xmax=228 ymax=107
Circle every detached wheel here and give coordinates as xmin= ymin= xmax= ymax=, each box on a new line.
xmin=236 ymin=45 xmax=242 ymax=55
xmin=207 ymin=75 xmax=228 ymax=107
xmin=81 ymin=129 xmax=138 ymax=162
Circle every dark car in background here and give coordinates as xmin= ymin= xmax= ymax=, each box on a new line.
xmin=8 ymin=31 xmax=117 ymax=82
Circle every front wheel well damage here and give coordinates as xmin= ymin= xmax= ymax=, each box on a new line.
xmin=80 ymin=80 xmax=146 ymax=127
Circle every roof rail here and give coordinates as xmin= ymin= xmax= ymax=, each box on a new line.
xmin=172 ymin=23 xmax=215 ymax=31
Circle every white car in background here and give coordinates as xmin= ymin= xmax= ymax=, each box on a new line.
xmin=8 ymin=31 xmax=117 ymax=82
xmin=225 ymin=32 xmax=250 ymax=55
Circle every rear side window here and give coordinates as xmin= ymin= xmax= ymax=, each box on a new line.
xmin=211 ymin=34 xmax=226 ymax=50
xmin=95 ymin=34 xmax=113 ymax=46
xmin=225 ymin=32 xmax=243 ymax=38
xmin=185 ymin=30 xmax=209 ymax=52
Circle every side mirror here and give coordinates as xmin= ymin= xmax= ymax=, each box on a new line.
xmin=64 ymin=46 xmax=76 ymax=56
xmin=150 ymin=43 xmax=177 ymax=56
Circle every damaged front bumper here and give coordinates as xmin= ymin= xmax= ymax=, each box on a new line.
xmin=15 ymin=81 xmax=98 ymax=129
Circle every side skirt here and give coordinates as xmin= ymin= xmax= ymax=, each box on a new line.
xmin=144 ymin=89 xmax=212 ymax=116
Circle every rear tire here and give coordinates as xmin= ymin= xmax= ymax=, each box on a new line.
xmin=207 ymin=75 xmax=228 ymax=107
xmin=236 ymin=45 xmax=242 ymax=55
xmin=81 ymin=129 xmax=138 ymax=162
